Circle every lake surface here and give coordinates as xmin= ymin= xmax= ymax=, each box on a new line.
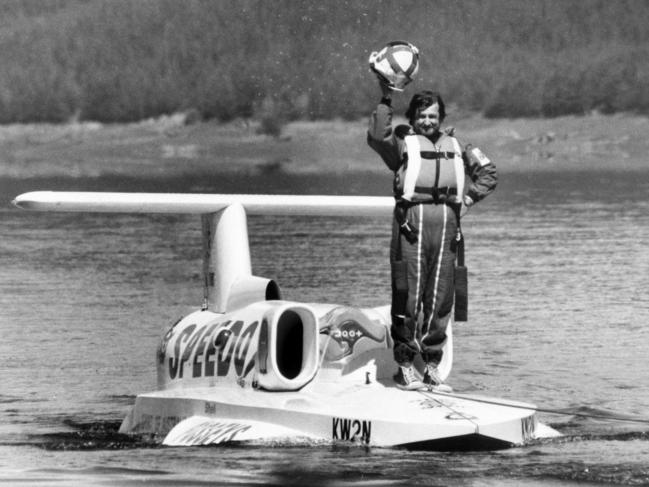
xmin=1 ymin=168 xmax=649 ymax=486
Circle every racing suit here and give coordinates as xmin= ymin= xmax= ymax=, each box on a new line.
xmin=367 ymin=99 xmax=498 ymax=366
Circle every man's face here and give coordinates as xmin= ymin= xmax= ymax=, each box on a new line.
xmin=413 ymin=103 xmax=440 ymax=137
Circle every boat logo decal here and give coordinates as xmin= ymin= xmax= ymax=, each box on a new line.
xmin=157 ymin=327 xmax=176 ymax=365
xmin=320 ymin=309 xmax=386 ymax=359
xmin=164 ymin=319 xmax=259 ymax=380
xmin=172 ymin=420 xmax=252 ymax=445
xmin=416 ymin=398 xmax=445 ymax=409
xmin=332 ymin=417 xmax=371 ymax=444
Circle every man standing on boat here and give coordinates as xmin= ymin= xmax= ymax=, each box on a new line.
xmin=367 ymin=42 xmax=498 ymax=390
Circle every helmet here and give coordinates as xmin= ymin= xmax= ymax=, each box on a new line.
xmin=369 ymin=41 xmax=420 ymax=91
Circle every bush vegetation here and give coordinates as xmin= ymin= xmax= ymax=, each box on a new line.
xmin=0 ymin=0 xmax=647 ymax=124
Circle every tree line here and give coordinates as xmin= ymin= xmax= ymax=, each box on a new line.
xmin=0 ymin=0 xmax=647 ymax=124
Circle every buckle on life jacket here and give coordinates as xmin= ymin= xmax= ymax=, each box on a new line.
xmin=413 ymin=186 xmax=457 ymax=204
xmin=420 ymin=151 xmax=455 ymax=160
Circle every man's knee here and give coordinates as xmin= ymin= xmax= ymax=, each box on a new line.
xmin=393 ymin=342 xmax=417 ymax=365
xmin=422 ymin=330 xmax=447 ymax=348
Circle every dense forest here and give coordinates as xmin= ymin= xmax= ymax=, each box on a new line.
xmin=1 ymin=0 xmax=648 ymax=124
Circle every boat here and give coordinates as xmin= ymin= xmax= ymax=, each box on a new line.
xmin=12 ymin=191 xmax=561 ymax=450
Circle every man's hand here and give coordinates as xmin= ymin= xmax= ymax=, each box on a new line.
xmin=379 ymin=79 xmax=393 ymax=97
xmin=460 ymin=195 xmax=474 ymax=217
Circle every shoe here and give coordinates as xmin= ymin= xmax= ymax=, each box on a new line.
xmin=393 ymin=365 xmax=424 ymax=391
xmin=423 ymin=363 xmax=453 ymax=392
xmin=423 ymin=363 xmax=443 ymax=386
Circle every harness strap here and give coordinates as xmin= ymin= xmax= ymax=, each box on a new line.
xmin=403 ymin=151 xmax=455 ymax=160
xmin=413 ymin=186 xmax=457 ymax=196
xmin=450 ymin=137 xmax=465 ymax=203
xmin=402 ymin=135 xmax=422 ymax=201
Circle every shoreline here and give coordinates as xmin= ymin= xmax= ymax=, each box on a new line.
xmin=1 ymin=113 xmax=647 ymax=181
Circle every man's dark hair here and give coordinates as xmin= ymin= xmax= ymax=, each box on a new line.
xmin=405 ymin=90 xmax=446 ymax=125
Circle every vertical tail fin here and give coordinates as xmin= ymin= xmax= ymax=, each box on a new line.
xmin=201 ymin=203 xmax=280 ymax=313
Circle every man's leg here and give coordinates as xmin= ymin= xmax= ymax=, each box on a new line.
xmin=419 ymin=204 xmax=456 ymax=385
xmin=390 ymin=214 xmax=423 ymax=390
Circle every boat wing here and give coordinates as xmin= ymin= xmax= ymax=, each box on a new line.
xmin=12 ymin=191 xmax=394 ymax=217
xmin=162 ymin=415 xmax=318 ymax=446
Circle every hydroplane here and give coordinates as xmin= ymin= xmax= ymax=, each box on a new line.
xmin=13 ymin=190 xmax=560 ymax=450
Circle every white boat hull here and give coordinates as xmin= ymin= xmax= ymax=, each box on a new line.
xmin=119 ymin=378 xmax=558 ymax=450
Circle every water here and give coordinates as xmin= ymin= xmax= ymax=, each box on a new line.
xmin=1 ymin=169 xmax=649 ymax=486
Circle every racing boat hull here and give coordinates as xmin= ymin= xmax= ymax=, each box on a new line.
xmin=119 ymin=378 xmax=558 ymax=450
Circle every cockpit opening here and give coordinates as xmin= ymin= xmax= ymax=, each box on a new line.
xmin=275 ymin=309 xmax=304 ymax=380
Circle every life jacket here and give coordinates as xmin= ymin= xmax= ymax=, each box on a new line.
xmin=394 ymin=133 xmax=465 ymax=204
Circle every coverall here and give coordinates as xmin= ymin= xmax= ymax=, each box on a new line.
xmin=367 ymin=100 xmax=498 ymax=366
